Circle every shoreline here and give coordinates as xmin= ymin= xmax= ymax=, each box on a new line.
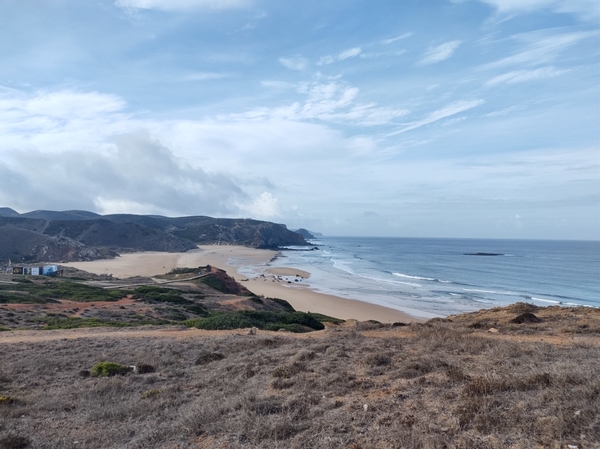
xmin=60 ymin=246 xmax=421 ymax=323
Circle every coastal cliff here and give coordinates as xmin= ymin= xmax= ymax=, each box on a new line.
xmin=0 ymin=209 xmax=308 ymax=263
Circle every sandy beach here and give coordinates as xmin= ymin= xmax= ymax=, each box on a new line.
xmin=61 ymin=246 xmax=419 ymax=323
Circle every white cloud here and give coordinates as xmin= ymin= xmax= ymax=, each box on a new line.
xmin=318 ymin=47 xmax=362 ymax=65
xmin=461 ymin=0 xmax=600 ymax=21
xmin=1 ymin=90 xmax=125 ymax=120
xmin=0 ymin=130 xmax=247 ymax=216
xmin=418 ymin=40 xmax=461 ymax=65
xmin=482 ymin=31 xmax=596 ymax=70
xmin=115 ymin=0 xmax=251 ymax=11
xmin=486 ymin=66 xmax=568 ymax=85
xmin=338 ymin=47 xmax=362 ymax=60
xmin=0 ymin=90 xmax=130 ymax=153
xmin=381 ymin=32 xmax=414 ymax=44
xmin=232 ymin=81 xmax=409 ymax=126
xmin=184 ymin=72 xmax=237 ymax=81
xmin=387 ymin=99 xmax=485 ymax=136
xmin=278 ymin=55 xmax=309 ymax=71
xmin=237 ymin=192 xmax=280 ymax=219
xmin=360 ymin=49 xmax=406 ymax=59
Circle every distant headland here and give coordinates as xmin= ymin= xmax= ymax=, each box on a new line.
xmin=0 ymin=208 xmax=310 ymax=263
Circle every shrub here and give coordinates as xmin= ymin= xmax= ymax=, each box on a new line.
xmin=184 ymin=311 xmax=325 ymax=332
xmin=136 ymin=364 xmax=155 ymax=374
xmin=362 ymin=353 xmax=392 ymax=367
xmin=268 ymin=297 xmax=295 ymax=312
xmin=195 ymin=352 xmax=225 ymax=365
xmin=308 ymin=313 xmax=345 ymax=325
xmin=141 ymin=388 xmax=161 ymax=399
xmin=0 ymin=395 xmax=16 ymax=405
xmin=134 ymin=286 xmax=190 ymax=305
xmin=0 ymin=435 xmax=30 ymax=449
xmin=167 ymin=267 xmax=200 ymax=275
xmin=248 ymin=296 xmax=264 ymax=304
xmin=91 ymin=362 xmax=131 ymax=377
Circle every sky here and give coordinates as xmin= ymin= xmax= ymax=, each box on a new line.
xmin=0 ymin=0 xmax=599 ymax=240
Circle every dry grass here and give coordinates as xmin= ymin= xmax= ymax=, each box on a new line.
xmin=0 ymin=305 xmax=599 ymax=448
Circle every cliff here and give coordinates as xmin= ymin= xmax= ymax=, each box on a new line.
xmin=0 ymin=209 xmax=309 ymax=263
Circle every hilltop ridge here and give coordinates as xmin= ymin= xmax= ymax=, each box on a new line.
xmin=0 ymin=209 xmax=309 ymax=263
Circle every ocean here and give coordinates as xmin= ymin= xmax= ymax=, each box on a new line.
xmin=255 ymin=237 xmax=599 ymax=318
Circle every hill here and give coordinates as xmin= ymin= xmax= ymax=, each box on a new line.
xmin=0 ymin=300 xmax=597 ymax=448
xmin=0 ymin=209 xmax=309 ymax=263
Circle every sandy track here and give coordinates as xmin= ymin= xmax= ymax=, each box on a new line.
xmin=0 ymin=326 xmax=333 ymax=344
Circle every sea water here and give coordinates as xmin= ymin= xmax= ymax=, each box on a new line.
xmin=264 ymin=237 xmax=599 ymax=318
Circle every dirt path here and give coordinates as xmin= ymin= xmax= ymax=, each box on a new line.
xmin=0 ymin=326 xmax=334 ymax=344
xmin=2 ymin=324 xmax=598 ymax=346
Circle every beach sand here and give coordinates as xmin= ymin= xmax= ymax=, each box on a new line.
xmin=61 ymin=246 xmax=418 ymax=323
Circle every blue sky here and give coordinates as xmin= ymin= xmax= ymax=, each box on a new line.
xmin=0 ymin=0 xmax=598 ymax=239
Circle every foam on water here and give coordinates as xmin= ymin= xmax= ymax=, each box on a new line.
xmin=268 ymin=237 xmax=600 ymax=316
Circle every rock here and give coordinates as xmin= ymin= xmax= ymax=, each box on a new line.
xmin=488 ymin=328 xmax=499 ymax=333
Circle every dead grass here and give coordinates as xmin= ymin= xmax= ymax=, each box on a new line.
xmin=0 ymin=305 xmax=599 ymax=448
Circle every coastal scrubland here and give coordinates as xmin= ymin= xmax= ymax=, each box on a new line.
xmin=1 ymin=298 xmax=599 ymax=448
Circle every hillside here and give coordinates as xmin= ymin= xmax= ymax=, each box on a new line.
xmin=0 ymin=301 xmax=598 ymax=448
xmin=0 ymin=209 xmax=309 ymax=263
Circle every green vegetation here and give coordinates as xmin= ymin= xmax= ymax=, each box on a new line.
xmin=91 ymin=362 xmax=131 ymax=377
xmin=267 ymin=297 xmax=295 ymax=312
xmin=195 ymin=352 xmax=225 ymax=365
xmin=29 ymin=316 xmax=168 ymax=330
xmin=134 ymin=286 xmax=188 ymax=304
xmin=307 ymin=312 xmax=345 ymax=325
xmin=12 ymin=277 xmax=33 ymax=284
xmin=141 ymin=388 xmax=162 ymax=399
xmin=184 ymin=310 xmax=325 ymax=333
xmin=134 ymin=286 xmax=209 ymax=317
xmin=196 ymin=274 xmax=227 ymax=292
xmin=0 ymin=280 xmax=127 ymax=303
xmin=0 ymin=291 xmax=54 ymax=304
xmin=166 ymin=267 xmax=201 ymax=275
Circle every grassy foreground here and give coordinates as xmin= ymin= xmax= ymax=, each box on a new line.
xmin=0 ymin=304 xmax=598 ymax=449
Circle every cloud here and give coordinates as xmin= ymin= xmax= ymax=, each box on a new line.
xmin=0 ymin=89 xmax=130 ymax=154
xmin=0 ymin=130 xmax=246 ymax=216
xmin=232 ymin=81 xmax=409 ymax=126
xmin=338 ymin=47 xmax=362 ymax=60
xmin=278 ymin=55 xmax=309 ymax=71
xmin=485 ymin=66 xmax=568 ymax=85
xmin=360 ymin=49 xmax=406 ymax=59
xmin=317 ymin=47 xmax=362 ymax=65
xmin=237 ymin=192 xmax=280 ymax=219
xmin=184 ymin=72 xmax=237 ymax=81
xmin=381 ymin=32 xmax=414 ymax=44
xmin=418 ymin=40 xmax=461 ymax=65
xmin=387 ymin=99 xmax=485 ymax=136
xmin=460 ymin=0 xmax=600 ymax=21
xmin=115 ymin=0 xmax=251 ymax=11
xmin=482 ymin=31 xmax=596 ymax=70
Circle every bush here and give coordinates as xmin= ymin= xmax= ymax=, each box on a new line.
xmin=195 ymin=353 xmax=225 ymax=365
xmin=136 ymin=364 xmax=155 ymax=374
xmin=91 ymin=362 xmax=131 ymax=377
xmin=184 ymin=311 xmax=325 ymax=333
xmin=166 ymin=267 xmax=200 ymax=275
xmin=0 ymin=435 xmax=30 ymax=449
xmin=268 ymin=297 xmax=295 ymax=312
